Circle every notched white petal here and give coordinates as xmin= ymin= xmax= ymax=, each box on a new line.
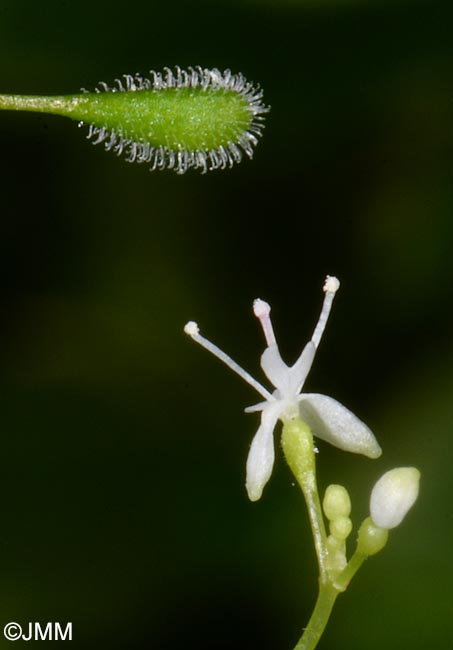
xmin=245 ymin=402 xmax=282 ymax=501
xmin=298 ymin=394 xmax=382 ymax=459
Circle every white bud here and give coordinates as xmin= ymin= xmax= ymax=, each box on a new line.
xmin=370 ymin=467 xmax=420 ymax=529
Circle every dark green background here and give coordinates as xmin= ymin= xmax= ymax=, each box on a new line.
xmin=0 ymin=0 xmax=451 ymax=647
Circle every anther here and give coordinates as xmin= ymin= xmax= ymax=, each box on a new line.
xmin=324 ymin=276 xmax=340 ymax=294
xmin=253 ymin=298 xmax=276 ymax=346
xmin=184 ymin=321 xmax=200 ymax=337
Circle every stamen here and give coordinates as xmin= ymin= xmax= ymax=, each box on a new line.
xmin=184 ymin=321 xmax=274 ymax=401
xmin=253 ymin=298 xmax=276 ymax=346
xmin=311 ymin=276 xmax=340 ymax=348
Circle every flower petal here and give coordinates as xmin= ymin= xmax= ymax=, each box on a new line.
xmin=246 ymin=401 xmax=283 ymax=501
xmin=260 ymin=344 xmax=291 ymax=394
xmin=288 ymin=341 xmax=316 ymax=393
xmin=298 ymin=394 xmax=382 ymax=459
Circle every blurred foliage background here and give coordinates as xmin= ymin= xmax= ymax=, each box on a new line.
xmin=0 ymin=0 xmax=452 ymax=647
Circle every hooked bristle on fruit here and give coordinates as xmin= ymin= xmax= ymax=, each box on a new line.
xmin=80 ymin=66 xmax=269 ymax=173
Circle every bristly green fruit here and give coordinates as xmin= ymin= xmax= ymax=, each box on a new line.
xmin=0 ymin=67 xmax=269 ymax=174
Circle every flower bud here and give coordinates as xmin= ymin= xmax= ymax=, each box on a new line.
xmin=323 ymin=484 xmax=351 ymax=520
xmin=330 ymin=516 xmax=353 ymax=541
xmin=370 ymin=467 xmax=420 ymax=530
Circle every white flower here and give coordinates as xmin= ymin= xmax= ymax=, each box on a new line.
xmin=370 ymin=467 xmax=420 ymax=529
xmin=184 ymin=276 xmax=381 ymax=501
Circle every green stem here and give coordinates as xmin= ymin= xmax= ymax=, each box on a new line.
xmin=300 ymin=470 xmax=328 ymax=582
xmin=281 ymin=418 xmax=374 ymax=650
xmin=0 ymin=94 xmax=89 ymax=118
xmin=292 ymin=583 xmax=339 ymax=650
xmin=334 ymin=550 xmax=367 ymax=592
xmin=292 ymin=549 xmax=367 ymax=650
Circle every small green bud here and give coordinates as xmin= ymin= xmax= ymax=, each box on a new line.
xmin=330 ymin=516 xmax=353 ymax=541
xmin=323 ymin=484 xmax=351 ymax=520
xmin=357 ymin=516 xmax=389 ymax=556
xmin=326 ymin=534 xmax=343 ymax=553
